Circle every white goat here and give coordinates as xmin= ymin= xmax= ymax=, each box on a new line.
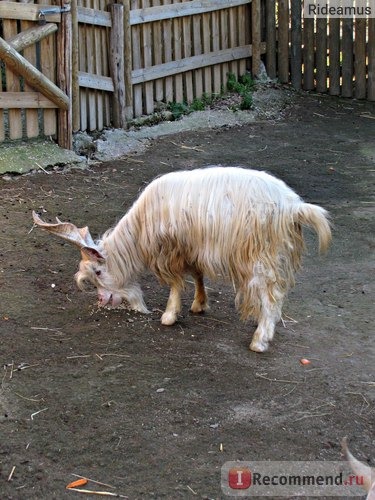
xmin=342 ymin=438 xmax=375 ymax=500
xmin=32 ymin=166 xmax=331 ymax=352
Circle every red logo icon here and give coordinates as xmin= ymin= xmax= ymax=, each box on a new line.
xmin=228 ymin=468 xmax=252 ymax=489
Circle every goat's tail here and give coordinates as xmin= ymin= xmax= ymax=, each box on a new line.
xmin=297 ymin=203 xmax=332 ymax=253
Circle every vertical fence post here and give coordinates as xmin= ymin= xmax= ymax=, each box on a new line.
xmin=278 ymin=0 xmax=289 ymax=83
xmin=57 ymin=0 xmax=72 ymax=149
xmin=110 ymin=3 xmax=126 ymax=128
xmin=369 ymin=18 xmax=375 ymax=101
xmin=328 ymin=18 xmax=340 ymax=95
xmin=290 ymin=0 xmax=301 ymax=89
xmin=341 ymin=18 xmax=353 ymax=98
xmin=266 ymin=0 xmax=276 ymax=79
xmin=122 ymin=0 xmax=133 ymax=120
xmin=71 ymin=0 xmax=80 ymax=132
xmin=252 ymin=0 xmax=261 ymax=77
xmin=303 ymin=17 xmax=314 ymax=90
xmin=315 ymin=18 xmax=327 ymax=93
xmin=354 ymin=18 xmax=366 ymax=99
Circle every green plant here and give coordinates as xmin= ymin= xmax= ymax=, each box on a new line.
xmin=168 ymin=101 xmax=190 ymax=120
xmin=226 ymin=72 xmax=255 ymax=110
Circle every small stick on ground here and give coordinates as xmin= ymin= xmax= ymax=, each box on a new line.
xmin=71 ymin=474 xmax=116 ymax=489
xmin=8 ymin=466 xmax=16 ymax=481
xmin=292 ymin=412 xmax=332 ymax=422
xmin=255 ymin=372 xmax=302 ymax=384
xmin=30 ymin=408 xmax=48 ymax=420
xmin=66 ymin=488 xmax=127 ymax=498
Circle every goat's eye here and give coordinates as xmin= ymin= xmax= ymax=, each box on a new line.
xmin=95 ymin=270 xmax=101 ymax=276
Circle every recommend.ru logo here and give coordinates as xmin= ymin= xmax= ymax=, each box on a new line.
xmin=222 ymin=461 xmax=373 ymax=497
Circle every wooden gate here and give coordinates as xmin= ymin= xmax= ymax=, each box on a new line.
xmin=0 ymin=1 xmax=71 ymax=148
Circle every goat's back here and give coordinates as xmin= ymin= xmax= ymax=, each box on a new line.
xmin=125 ymin=166 xmax=329 ymax=282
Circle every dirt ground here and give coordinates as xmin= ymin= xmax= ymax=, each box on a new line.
xmin=1 ymin=92 xmax=374 ymax=499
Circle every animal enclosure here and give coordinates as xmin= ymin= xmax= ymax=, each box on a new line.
xmin=0 ymin=0 xmax=374 ymax=148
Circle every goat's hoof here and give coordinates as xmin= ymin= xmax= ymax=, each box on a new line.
xmin=249 ymin=339 xmax=269 ymax=353
xmin=161 ymin=312 xmax=177 ymax=326
xmin=190 ymin=300 xmax=208 ymax=314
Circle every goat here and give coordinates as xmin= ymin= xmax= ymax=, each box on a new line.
xmin=32 ymin=166 xmax=331 ymax=352
xmin=342 ymin=438 xmax=375 ymax=500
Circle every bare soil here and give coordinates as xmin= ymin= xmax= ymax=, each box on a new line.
xmin=1 ymin=92 xmax=374 ymax=499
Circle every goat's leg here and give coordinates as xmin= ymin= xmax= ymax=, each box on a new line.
xmin=161 ymin=283 xmax=182 ymax=325
xmin=190 ymin=269 xmax=209 ymax=313
xmin=249 ymin=285 xmax=284 ymax=353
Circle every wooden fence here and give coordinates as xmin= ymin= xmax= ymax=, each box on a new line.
xmin=272 ymin=1 xmax=375 ymax=100
xmin=0 ymin=0 xmax=263 ymax=148
xmin=0 ymin=0 xmax=374 ymax=150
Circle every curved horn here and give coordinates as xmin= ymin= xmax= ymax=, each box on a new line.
xmin=32 ymin=211 xmax=97 ymax=249
xmin=342 ymin=437 xmax=374 ymax=493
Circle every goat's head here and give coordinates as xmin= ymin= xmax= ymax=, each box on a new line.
xmin=32 ymin=211 xmax=141 ymax=309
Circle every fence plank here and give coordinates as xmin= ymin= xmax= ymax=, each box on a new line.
xmin=369 ymin=18 xmax=375 ymax=101
xmin=131 ymin=0 xmax=143 ymax=116
xmin=220 ymin=9 xmax=229 ymax=91
xmin=86 ymin=0 xmax=97 ymax=131
xmin=20 ymin=14 xmax=39 ymax=139
xmin=173 ymin=0 xmax=183 ymax=103
xmin=0 ymin=59 xmax=5 ymax=141
xmin=39 ymin=17 xmax=57 ymax=137
xmin=162 ymin=0 xmax=173 ymax=103
xmin=290 ymin=0 xmax=301 ymax=89
xmin=303 ymin=17 xmax=314 ymax=90
xmin=0 ymin=2 xmax=61 ymax=22
xmin=130 ymin=0 xmax=250 ymax=24
xmin=93 ymin=0 xmax=104 ymax=131
xmin=151 ymin=0 xmax=164 ymax=103
xmin=328 ymin=18 xmax=340 ymax=96
xmin=100 ymin=0 xmax=111 ymax=126
xmin=278 ymin=0 xmax=289 ymax=83
xmin=7 ymin=24 xmax=58 ymax=52
xmin=183 ymin=14 xmax=194 ymax=102
xmin=354 ymin=18 xmax=366 ymax=99
xmin=142 ymin=0 xmax=154 ymax=114
xmin=57 ymin=0 xmax=72 ymax=149
xmin=78 ymin=71 xmax=114 ymax=90
xmin=2 ymin=20 xmax=23 ymax=140
xmin=315 ymin=17 xmax=327 ymax=93
xmin=252 ymin=0 xmax=261 ymax=77
xmin=110 ymin=3 xmax=126 ymax=127
xmin=266 ymin=0 xmax=276 ymax=79
xmin=123 ymin=0 xmax=133 ymax=120
xmin=132 ymin=44 xmax=262 ymax=83
xmin=341 ymin=18 xmax=353 ymax=98
xmin=212 ymin=10 xmax=221 ymax=94
xmin=193 ymin=14 xmax=203 ymax=97
xmin=228 ymin=5 xmax=238 ymax=79
xmin=0 ymin=92 xmax=57 ymax=108
xmin=72 ymin=0 xmax=80 ymax=132
xmin=78 ymin=0 xmax=88 ymax=130
xmin=238 ymin=4 xmax=246 ymax=75
xmin=202 ymin=10 xmax=212 ymax=94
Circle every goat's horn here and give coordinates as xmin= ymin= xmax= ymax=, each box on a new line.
xmin=342 ymin=437 xmax=374 ymax=493
xmin=32 ymin=211 xmax=96 ymax=249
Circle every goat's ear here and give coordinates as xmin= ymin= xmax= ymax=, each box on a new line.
xmin=80 ymin=247 xmax=105 ymax=263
